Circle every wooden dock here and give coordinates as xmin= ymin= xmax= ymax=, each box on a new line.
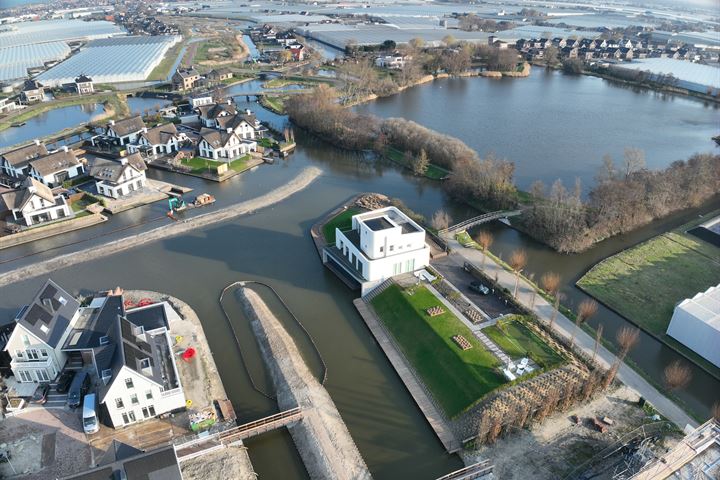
xmin=353 ymin=298 xmax=461 ymax=454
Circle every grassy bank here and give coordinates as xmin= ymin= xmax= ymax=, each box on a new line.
xmin=577 ymin=213 xmax=720 ymax=337
xmin=181 ymin=155 xmax=251 ymax=174
xmin=148 ymin=39 xmax=187 ymax=81
xmin=384 ymin=146 xmax=450 ymax=180
xmin=371 ymin=284 xmax=505 ymax=418
xmin=0 ymin=93 xmax=123 ymax=132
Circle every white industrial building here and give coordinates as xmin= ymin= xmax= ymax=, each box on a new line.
xmin=609 ymin=58 xmax=720 ymax=96
xmin=323 ymin=207 xmax=430 ymax=294
xmin=666 ymin=284 xmax=720 ymax=368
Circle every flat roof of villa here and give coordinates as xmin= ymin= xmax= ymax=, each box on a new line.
xmin=365 ymin=217 xmax=394 ymax=231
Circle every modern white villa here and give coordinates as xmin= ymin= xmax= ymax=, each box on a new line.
xmin=323 ymin=206 xmax=430 ymax=294
xmin=197 ymin=128 xmax=256 ymax=161
xmin=126 ymin=123 xmax=182 ymax=156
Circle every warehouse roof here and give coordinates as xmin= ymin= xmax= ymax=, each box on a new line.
xmin=614 ymin=58 xmax=720 ymax=89
xmin=676 ymin=284 xmax=720 ymax=330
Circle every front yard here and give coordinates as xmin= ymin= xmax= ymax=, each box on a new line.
xmin=384 ymin=146 xmax=450 ymax=180
xmin=371 ymin=284 xmax=505 ymax=418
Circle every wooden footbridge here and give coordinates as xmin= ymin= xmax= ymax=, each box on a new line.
xmin=440 ymin=210 xmax=523 ymax=235
xmin=174 ymin=407 xmax=303 ymax=461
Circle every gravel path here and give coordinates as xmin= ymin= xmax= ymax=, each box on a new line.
xmin=0 ymin=167 xmax=322 ymax=288
xmin=238 ymin=287 xmax=372 ymax=480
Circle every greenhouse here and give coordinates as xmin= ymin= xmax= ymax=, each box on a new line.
xmin=36 ymin=35 xmax=181 ymax=87
xmin=0 ymin=41 xmax=71 ymax=82
xmin=610 ymin=58 xmax=720 ymax=94
xmin=0 ymin=19 xmax=124 ymax=49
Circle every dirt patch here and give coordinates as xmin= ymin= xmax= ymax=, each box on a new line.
xmin=181 ymin=444 xmax=256 ymax=480
xmin=0 ymin=409 xmax=93 ymax=479
xmin=461 ymin=386 xmax=681 ymax=479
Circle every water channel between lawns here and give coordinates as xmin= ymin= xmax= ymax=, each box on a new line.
xmin=0 ymin=72 xmax=718 ymax=478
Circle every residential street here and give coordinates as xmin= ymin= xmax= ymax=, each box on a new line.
xmin=442 ymin=235 xmax=698 ymax=430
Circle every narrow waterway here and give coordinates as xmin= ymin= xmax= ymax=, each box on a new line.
xmin=0 ymin=72 xmax=718 ymax=478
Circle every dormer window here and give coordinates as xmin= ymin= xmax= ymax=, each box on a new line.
xmin=102 ymin=369 xmax=112 ymax=383
xmin=99 ymin=336 xmax=110 ymax=346
xmin=58 ymin=296 xmax=67 ymax=306
xmin=140 ymin=358 xmax=151 ymax=369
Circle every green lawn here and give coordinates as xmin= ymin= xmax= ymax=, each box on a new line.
xmin=181 ymin=155 xmax=250 ymax=174
xmin=384 ymin=147 xmax=450 ymax=180
xmin=147 ymin=39 xmax=187 ymax=81
xmin=371 ymin=284 xmax=505 ymax=418
xmin=577 ymin=213 xmax=720 ymax=336
xmin=322 ymin=207 xmax=361 ymax=244
xmin=483 ymin=316 xmax=565 ymax=369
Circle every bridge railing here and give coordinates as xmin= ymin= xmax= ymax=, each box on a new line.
xmin=440 ymin=209 xmax=523 ymax=235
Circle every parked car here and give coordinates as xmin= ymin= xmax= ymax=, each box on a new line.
xmin=67 ymin=371 xmax=91 ymax=409
xmin=469 ymin=281 xmax=490 ymax=295
xmin=56 ymin=370 xmax=75 ymax=393
xmin=82 ymin=393 xmax=99 ymax=434
xmin=31 ymin=383 xmax=50 ymax=404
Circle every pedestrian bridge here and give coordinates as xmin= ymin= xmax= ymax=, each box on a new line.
xmin=440 ymin=210 xmax=523 ymax=235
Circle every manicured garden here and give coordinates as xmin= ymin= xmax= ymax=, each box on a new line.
xmin=483 ymin=316 xmax=564 ymax=369
xmin=371 ymin=284 xmax=505 ymax=418
xmin=577 ymin=213 xmax=720 ymax=336
xmin=322 ymin=207 xmax=361 ymax=244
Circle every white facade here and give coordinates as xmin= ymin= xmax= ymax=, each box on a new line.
xmin=189 ymin=94 xmax=213 ymax=108
xmin=101 ymin=347 xmax=185 ymax=429
xmin=8 ymin=189 xmax=73 ymax=226
xmin=331 ymin=207 xmax=430 ymax=291
xmin=667 ymin=284 xmax=720 ymax=368
xmin=6 ymin=307 xmax=79 ymax=383
xmin=375 ymin=55 xmax=411 ymax=69
xmin=96 ymin=167 xmax=146 ymax=199
xmin=28 ymin=162 xmax=84 ymax=188
xmin=198 ymin=132 xmax=256 ymax=161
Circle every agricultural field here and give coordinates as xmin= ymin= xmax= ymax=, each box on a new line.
xmin=577 ymin=212 xmax=720 ymax=337
xmin=371 ymin=284 xmax=505 ymax=417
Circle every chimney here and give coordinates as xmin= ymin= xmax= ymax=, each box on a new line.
xmin=33 ymin=139 xmax=40 ymax=146
xmin=227 ymin=128 xmax=233 ymax=134
xmin=120 ymin=157 xmax=128 ymax=165
xmin=246 ymin=109 xmax=251 ymax=115
xmin=142 ymin=127 xmax=148 ymax=133
xmin=227 ymin=98 xmax=231 ymax=105
xmin=62 ymin=145 xmax=69 ymax=152
xmin=109 ymin=119 xmax=115 ymax=126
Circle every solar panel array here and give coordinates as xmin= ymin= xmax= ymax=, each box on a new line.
xmin=0 ymin=41 xmax=70 ymax=82
xmin=36 ymin=35 xmax=181 ymax=87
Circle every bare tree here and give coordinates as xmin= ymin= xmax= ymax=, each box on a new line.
xmin=431 ymin=209 xmax=452 ymax=231
xmin=477 ymin=230 xmax=494 ymax=269
xmin=604 ymin=327 xmax=640 ymax=389
xmin=592 ymin=323 xmax=604 ymax=364
xmin=623 ymin=147 xmax=646 ymax=179
xmin=509 ymin=249 xmax=527 ymax=298
xmin=544 ymin=45 xmax=559 ymax=67
xmin=712 ymin=402 xmax=720 ymax=421
xmin=570 ymin=299 xmax=598 ymax=347
xmin=540 ymin=272 xmax=561 ymax=327
xmin=663 ymin=360 xmax=692 ymax=391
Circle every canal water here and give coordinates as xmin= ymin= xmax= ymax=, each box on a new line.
xmin=0 ymin=74 xmax=718 ymax=478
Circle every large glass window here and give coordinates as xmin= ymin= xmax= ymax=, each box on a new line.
xmin=130 ymin=394 xmax=139 ymax=405
xmin=125 ymin=378 xmax=134 ymax=389
xmin=116 ymin=398 xmax=124 ymax=409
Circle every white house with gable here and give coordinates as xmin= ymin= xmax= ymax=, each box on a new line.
xmin=4 ymin=279 xmax=81 ymax=383
xmin=0 ymin=177 xmax=73 ymax=226
xmin=89 ymin=153 xmax=147 ymax=199
xmin=323 ymin=206 xmax=430 ymax=294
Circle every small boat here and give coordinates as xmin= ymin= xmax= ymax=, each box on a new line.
xmin=10 ymin=122 xmax=26 ymax=127
xmin=193 ymin=193 xmax=216 ymax=207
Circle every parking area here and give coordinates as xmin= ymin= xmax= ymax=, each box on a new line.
xmin=431 ymin=256 xmax=519 ymax=319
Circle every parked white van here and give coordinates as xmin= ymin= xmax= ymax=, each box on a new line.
xmin=82 ymin=393 xmax=99 ymax=434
